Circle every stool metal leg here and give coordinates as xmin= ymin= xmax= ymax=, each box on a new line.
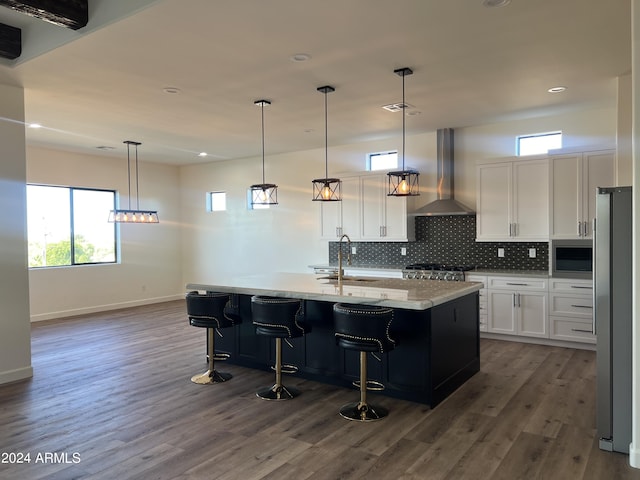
xmin=256 ymin=338 xmax=300 ymax=400
xmin=191 ymin=328 xmax=232 ymax=384
xmin=339 ymin=351 xmax=388 ymax=421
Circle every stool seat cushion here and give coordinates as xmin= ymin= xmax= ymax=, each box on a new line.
xmin=333 ymin=303 xmax=396 ymax=353
xmin=187 ymin=291 xmax=239 ymax=329
xmin=251 ymin=296 xmax=310 ymax=339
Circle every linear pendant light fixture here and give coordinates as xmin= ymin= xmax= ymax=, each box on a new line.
xmin=312 ymin=85 xmax=341 ymax=201
xmin=387 ymin=67 xmax=420 ymax=197
xmin=250 ymin=99 xmax=278 ymax=206
xmin=108 ymin=141 xmax=159 ymax=223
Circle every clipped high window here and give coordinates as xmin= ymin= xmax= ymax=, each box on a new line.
xmin=517 ymin=132 xmax=562 ymax=156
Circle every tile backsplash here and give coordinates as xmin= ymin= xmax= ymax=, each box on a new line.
xmin=328 ymin=215 xmax=549 ymax=271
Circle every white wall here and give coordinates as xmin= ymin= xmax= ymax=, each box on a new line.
xmin=0 ymin=84 xmax=32 ymax=384
xmin=180 ymin=106 xmax=619 ymax=285
xmin=27 ymin=146 xmax=183 ymax=321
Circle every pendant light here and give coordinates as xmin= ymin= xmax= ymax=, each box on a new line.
xmin=250 ymin=99 xmax=278 ymax=206
xmin=387 ymin=67 xmax=420 ymax=197
xmin=312 ymin=85 xmax=341 ymax=201
xmin=108 ymin=140 xmax=159 ymax=223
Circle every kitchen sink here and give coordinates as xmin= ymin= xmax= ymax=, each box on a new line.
xmin=318 ymin=275 xmax=378 ymax=282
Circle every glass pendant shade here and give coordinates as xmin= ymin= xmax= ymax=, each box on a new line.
xmin=251 ymin=100 xmax=278 ymax=206
xmin=108 ymin=210 xmax=159 ymax=223
xmin=312 ymin=85 xmax=342 ymax=201
xmin=109 ymin=141 xmax=159 ymax=223
xmin=388 ymin=67 xmax=420 ymax=197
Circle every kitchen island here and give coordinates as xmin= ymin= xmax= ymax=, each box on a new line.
xmin=186 ymin=273 xmax=482 ymax=407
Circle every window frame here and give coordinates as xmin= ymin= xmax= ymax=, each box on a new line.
xmin=27 ymin=184 xmax=118 ymax=268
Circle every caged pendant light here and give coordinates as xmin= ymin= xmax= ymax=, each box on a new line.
xmin=250 ymin=99 xmax=278 ymax=206
xmin=312 ymin=85 xmax=341 ymax=201
xmin=108 ymin=140 xmax=159 ymax=223
xmin=387 ymin=67 xmax=420 ymax=197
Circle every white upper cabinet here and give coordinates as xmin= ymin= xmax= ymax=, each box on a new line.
xmin=320 ymin=173 xmax=413 ymax=242
xmin=360 ymin=174 xmax=411 ymax=241
xmin=320 ymin=176 xmax=360 ymax=240
xmin=550 ymin=149 xmax=614 ymax=239
xmin=476 ymin=157 xmax=549 ymax=242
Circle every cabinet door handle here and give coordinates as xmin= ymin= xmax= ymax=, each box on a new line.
xmin=571 ymin=304 xmax=593 ymax=309
xmin=570 ymin=285 xmax=592 ymax=290
xmin=509 ymin=223 xmax=513 ymax=237
xmin=512 ymin=293 xmax=516 ymax=307
xmin=577 ymin=221 xmax=582 ymax=237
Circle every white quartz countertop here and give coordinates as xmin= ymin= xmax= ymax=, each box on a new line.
xmin=187 ymin=272 xmax=482 ymax=311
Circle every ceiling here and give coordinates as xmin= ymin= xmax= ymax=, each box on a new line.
xmin=0 ymin=0 xmax=631 ymax=166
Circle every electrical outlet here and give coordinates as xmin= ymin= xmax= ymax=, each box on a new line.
xmin=528 ymin=248 xmax=536 ymax=258
xmin=401 ymin=247 xmax=407 ymax=256
xmin=351 ymin=246 xmax=357 ymax=254
xmin=498 ymin=248 xmax=505 ymax=258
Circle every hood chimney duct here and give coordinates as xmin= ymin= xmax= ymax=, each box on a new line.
xmin=409 ymin=128 xmax=475 ymax=216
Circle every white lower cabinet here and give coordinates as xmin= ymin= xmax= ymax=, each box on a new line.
xmin=549 ymin=278 xmax=595 ymax=344
xmin=487 ymin=276 xmax=548 ymax=339
xmin=466 ymin=274 xmax=487 ymax=332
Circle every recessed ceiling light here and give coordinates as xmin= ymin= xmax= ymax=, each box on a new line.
xmin=290 ymin=53 xmax=311 ymax=62
xmin=28 ymin=123 xmax=42 ymax=129
xmin=482 ymin=0 xmax=511 ymax=7
xmin=198 ymin=152 xmax=208 ymax=157
xmin=162 ymin=87 xmax=181 ymax=94
xmin=548 ymin=86 xmax=567 ymax=93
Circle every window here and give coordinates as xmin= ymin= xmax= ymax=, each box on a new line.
xmin=206 ymin=191 xmax=226 ymax=212
xmin=517 ymin=132 xmax=562 ymax=156
xmin=27 ymin=185 xmax=117 ymax=268
xmin=367 ymin=151 xmax=398 ymax=171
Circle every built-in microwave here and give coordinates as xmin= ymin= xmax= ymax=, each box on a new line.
xmin=551 ymin=239 xmax=593 ymax=279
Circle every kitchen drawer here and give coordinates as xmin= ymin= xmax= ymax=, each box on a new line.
xmin=549 ymin=293 xmax=593 ymax=319
xmin=487 ymin=276 xmax=547 ymax=291
xmin=550 ymin=316 xmax=595 ymax=344
xmin=549 ymin=278 xmax=593 ymax=293
xmin=466 ymin=274 xmax=487 ymax=287
xmin=479 ymin=313 xmax=488 ymax=332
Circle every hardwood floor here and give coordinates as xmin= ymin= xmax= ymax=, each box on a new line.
xmin=0 ymin=300 xmax=637 ymax=479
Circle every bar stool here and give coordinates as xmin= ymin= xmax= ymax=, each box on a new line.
xmin=186 ymin=291 xmax=240 ymax=384
xmin=333 ymin=303 xmax=396 ymax=421
xmin=251 ymin=296 xmax=310 ymax=400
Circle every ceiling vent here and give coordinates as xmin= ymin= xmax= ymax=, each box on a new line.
xmin=382 ymin=102 xmax=414 ymax=113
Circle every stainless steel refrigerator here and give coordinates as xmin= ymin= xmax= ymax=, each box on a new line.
xmin=595 ymin=186 xmax=632 ymax=453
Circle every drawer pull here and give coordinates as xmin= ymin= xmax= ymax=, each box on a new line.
xmin=570 ymin=304 xmax=593 ymax=309
xmin=571 ymin=328 xmax=593 ymax=333
xmin=506 ymin=282 xmax=529 ymax=286
xmin=570 ymin=285 xmax=592 ymax=290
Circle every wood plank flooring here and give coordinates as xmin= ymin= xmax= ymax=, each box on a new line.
xmin=0 ymin=300 xmax=638 ymax=479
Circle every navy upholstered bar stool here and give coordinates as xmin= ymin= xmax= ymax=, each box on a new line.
xmin=186 ymin=291 xmax=240 ymax=384
xmin=333 ymin=303 xmax=396 ymax=421
xmin=251 ymin=296 xmax=310 ymax=400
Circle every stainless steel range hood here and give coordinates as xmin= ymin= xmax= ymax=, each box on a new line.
xmin=410 ymin=128 xmax=475 ymax=216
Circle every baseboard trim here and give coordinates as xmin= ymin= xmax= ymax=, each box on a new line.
xmin=0 ymin=366 xmax=33 ymax=385
xmin=629 ymin=442 xmax=640 ymax=469
xmin=480 ymin=332 xmax=596 ymax=351
xmin=30 ymin=294 xmax=184 ymax=322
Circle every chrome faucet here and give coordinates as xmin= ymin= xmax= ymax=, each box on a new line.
xmin=337 ymin=234 xmax=352 ymax=282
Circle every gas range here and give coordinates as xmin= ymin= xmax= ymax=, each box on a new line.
xmin=402 ymin=263 xmax=475 ymax=281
